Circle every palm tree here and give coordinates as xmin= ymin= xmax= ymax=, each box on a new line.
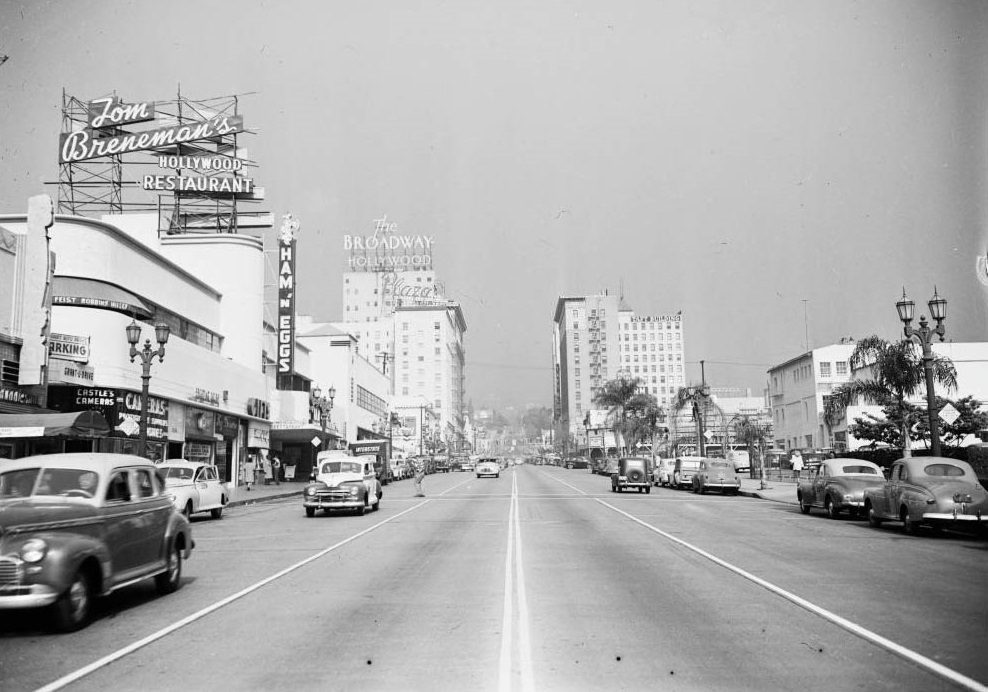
xmin=593 ymin=377 xmax=663 ymax=455
xmin=825 ymin=335 xmax=957 ymax=456
xmin=671 ymin=385 xmax=725 ymax=456
xmin=732 ymin=415 xmax=770 ymax=487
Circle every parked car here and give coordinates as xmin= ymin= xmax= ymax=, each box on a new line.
xmin=653 ymin=458 xmax=676 ymax=486
xmin=863 ymin=456 xmax=988 ymax=535
xmin=303 ymin=457 xmax=382 ymax=516
xmin=460 ymin=458 xmax=476 ymax=472
xmin=0 ymin=453 xmax=193 ymax=631
xmin=672 ymin=457 xmax=703 ymax=490
xmin=692 ymin=459 xmax=741 ymax=495
xmin=797 ymin=458 xmax=885 ymax=518
xmin=601 ymin=458 xmax=619 ymax=478
xmin=159 ymin=460 xmax=229 ymax=519
xmin=390 ymin=459 xmax=408 ymax=480
xmin=434 ymin=456 xmax=451 ymax=473
xmin=476 ymin=458 xmax=500 ymax=478
xmin=611 ymin=457 xmax=652 ymax=493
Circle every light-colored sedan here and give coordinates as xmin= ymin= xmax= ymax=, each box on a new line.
xmin=653 ymin=458 xmax=676 ymax=486
xmin=692 ymin=459 xmax=741 ymax=494
xmin=797 ymin=458 xmax=885 ymax=518
xmin=863 ymin=457 xmax=988 ymax=535
xmin=476 ymin=458 xmax=500 ymax=478
xmin=159 ymin=460 xmax=229 ymax=519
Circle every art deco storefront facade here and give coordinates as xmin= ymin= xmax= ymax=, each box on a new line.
xmin=0 ymin=210 xmax=271 ymax=484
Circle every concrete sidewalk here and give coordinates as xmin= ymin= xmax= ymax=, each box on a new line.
xmin=738 ymin=476 xmax=798 ymax=505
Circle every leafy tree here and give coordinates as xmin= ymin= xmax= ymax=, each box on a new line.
xmin=732 ymin=415 xmax=769 ymax=473
xmin=825 ymin=335 xmax=957 ymax=456
xmin=593 ymin=377 xmax=664 ymax=454
xmin=913 ymin=396 xmax=988 ymax=450
xmin=520 ymin=406 xmax=553 ymax=442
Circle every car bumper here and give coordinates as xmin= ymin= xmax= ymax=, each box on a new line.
xmin=923 ymin=511 xmax=984 ymax=523
xmin=304 ymin=498 xmax=363 ymax=509
xmin=0 ymin=583 xmax=60 ymax=609
xmin=704 ymin=482 xmax=740 ymax=491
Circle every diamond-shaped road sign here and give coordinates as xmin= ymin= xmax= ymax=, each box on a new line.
xmin=939 ymin=403 xmax=960 ymax=426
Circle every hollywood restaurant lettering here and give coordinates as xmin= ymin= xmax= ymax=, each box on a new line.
xmin=141 ymin=175 xmax=255 ymax=194
xmin=60 ymin=114 xmax=244 ymax=163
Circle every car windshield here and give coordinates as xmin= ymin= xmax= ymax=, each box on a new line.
xmin=323 ymin=461 xmax=362 ymax=474
xmin=0 ymin=468 xmax=99 ymax=498
xmin=162 ymin=466 xmax=195 ymax=480
xmin=923 ymin=463 xmax=968 ymax=478
xmin=841 ymin=465 xmax=879 ymax=475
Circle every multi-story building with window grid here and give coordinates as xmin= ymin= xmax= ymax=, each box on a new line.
xmin=552 ymin=292 xmax=686 ymax=439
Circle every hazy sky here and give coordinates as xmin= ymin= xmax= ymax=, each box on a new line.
xmin=2 ymin=0 xmax=986 ymax=410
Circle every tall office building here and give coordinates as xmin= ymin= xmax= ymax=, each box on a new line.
xmin=336 ymin=217 xmax=466 ymax=449
xmin=553 ymin=292 xmax=685 ymax=438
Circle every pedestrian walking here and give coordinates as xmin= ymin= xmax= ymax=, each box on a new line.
xmin=271 ymin=455 xmax=282 ymax=485
xmin=790 ymin=450 xmax=804 ymax=481
xmin=243 ymin=455 xmax=256 ymax=491
xmin=413 ymin=459 xmax=426 ymax=497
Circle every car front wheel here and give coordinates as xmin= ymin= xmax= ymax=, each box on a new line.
xmin=825 ymin=496 xmax=840 ymax=519
xmin=155 ymin=541 xmax=183 ymax=595
xmin=866 ymin=504 xmax=882 ymax=527
xmin=798 ymin=494 xmax=811 ymax=514
xmin=211 ymin=506 xmax=223 ymax=520
xmin=305 ymin=507 xmax=315 ymax=517
xmin=51 ymin=568 xmax=93 ymax=632
xmin=901 ymin=507 xmax=919 ymax=535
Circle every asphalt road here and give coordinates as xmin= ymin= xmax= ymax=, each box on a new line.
xmin=2 ymin=465 xmax=986 ymax=692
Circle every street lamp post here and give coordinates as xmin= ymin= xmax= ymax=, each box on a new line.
xmin=311 ymin=384 xmax=336 ymax=451
xmin=126 ymin=320 xmax=170 ymax=460
xmin=896 ymin=288 xmax=947 ymax=457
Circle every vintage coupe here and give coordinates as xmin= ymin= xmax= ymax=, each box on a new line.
xmin=0 ymin=453 xmax=193 ymax=631
xmin=672 ymin=457 xmax=703 ymax=490
xmin=692 ymin=459 xmax=741 ymax=495
xmin=303 ymin=456 xmax=382 ymax=516
xmin=797 ymin=457 xmax=886 ymax=518
xmin=863 ymin=456 xmax=987 ymax=535
xmin=159 ymin=460 xmax=229 ymax=520
xmin=611 ymin=457 xmax=652 ymax=493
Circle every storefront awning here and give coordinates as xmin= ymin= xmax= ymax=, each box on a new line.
xmin=51 ymin=276 xmax=152 ymax=318
xmin=0 ymin=410 xmax=110 ymax=438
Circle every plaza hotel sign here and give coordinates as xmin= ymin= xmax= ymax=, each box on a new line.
xmin=58 ymin=96 xmax=253 ymax=196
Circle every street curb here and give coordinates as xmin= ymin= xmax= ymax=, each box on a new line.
xmin=226 ymin=490 xmax=303 ymax=508
xmin=739 ymin=489 xmax=796 ymax=505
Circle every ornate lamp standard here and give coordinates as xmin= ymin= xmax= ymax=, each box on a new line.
xmin=125 ymin=320 xmax=170 ymax=459
xmin=896 ymin=288 xmax=947 ymax=456
xmin=311 ymin=384 xmax=336 ymax=451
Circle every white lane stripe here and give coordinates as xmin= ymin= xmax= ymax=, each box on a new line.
xmin=595 ymin=499 xmax=988 ymax=692
xmin=35 ymin=501 xmax=430 ymax=692
xmin=513 ymin=475 xmax=535 ymax=692
xmin=498 ymin=473 xmax=516 ymax=692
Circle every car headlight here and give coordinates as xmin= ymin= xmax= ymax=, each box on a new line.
xmin=305 ymin=486 xmax=316 ymax=496
xmin=21 ymin=538 xmax=48 ymax=563
xmin=348 ymin=486 xmax=359 ymax=496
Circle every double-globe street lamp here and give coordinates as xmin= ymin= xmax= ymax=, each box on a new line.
xmin=311 ymin=384 xmax=336 ymax=451
xmin=125 ymin=320 xmax=170 ymax=459
xmin=895 ymin=287 xmax=947 ymax=456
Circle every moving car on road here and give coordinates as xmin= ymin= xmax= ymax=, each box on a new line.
xmin=159 ymin=460 xmax=228 ymax=519
xmin=672 ymin=457 xmax=703 ymax=490
xmin=863 ymin=457 xmax=987 ymax=535
xmin=692 ymin=459 xmax=740 ymax=494
xmin=653 ymin=457 xmax=676 ymax=487
xmin=611 ymin=457 xmax=652 ymax=493
xmin=797 ymin=457 xmax=885 ymax=518
xmin=304 ymin=456 xmax=382 ymax=516
xmin=476 ymin=458 xmax=500 ymax=478
xmin=0 ymin=453 xmax=193 ymax=631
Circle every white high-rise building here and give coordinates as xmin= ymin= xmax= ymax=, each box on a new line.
xmin=553 ymin=292 xmax=685 ymax=439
